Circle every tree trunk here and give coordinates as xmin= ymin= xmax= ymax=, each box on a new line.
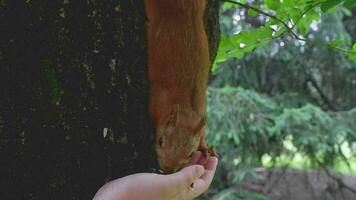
xmin=0 ymin=0 xmax=220 ymax=199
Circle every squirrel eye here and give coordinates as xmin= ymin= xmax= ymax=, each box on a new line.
xmin=158 ymin=137 xmax=163 ymax=147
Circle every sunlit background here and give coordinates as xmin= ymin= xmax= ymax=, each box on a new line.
xmin=201 ymin=0 xmax=356 ymax=199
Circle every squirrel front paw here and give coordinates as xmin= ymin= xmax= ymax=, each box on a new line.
xmin=208 ymin=147 xmax=217 ymax=157
xmin=199 ymin=145 xmax=217 ymax=157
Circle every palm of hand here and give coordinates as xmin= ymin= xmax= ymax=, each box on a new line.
xmin=93 ymin=151 xmax=218 ymax=200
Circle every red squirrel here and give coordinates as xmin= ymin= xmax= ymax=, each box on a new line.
xmin=145 ymin=0 xmax=216 ymax=173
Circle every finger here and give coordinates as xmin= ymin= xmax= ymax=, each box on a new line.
xmin=204 ymin=156 xmax=218 ymax=171
xmin=182 ymin=151 xmax=203 ymax=168
xmin=197 ymin=154 xmax=209 ymax=165
xmin=200 ymin=157 xmax=218 ymax=182
xmin=169 ymin=165 xmax=204 ymax=191
xmin=188 ymin=151 xmax=202 ymax=165
xmin=184 ymin=157 xmax=219 ymax=199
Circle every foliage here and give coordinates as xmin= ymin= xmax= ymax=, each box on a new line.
xmin=204 ymin=1 xmax=356 ymax=198
xmin=214 ymin=0 xmax=356 ymax=70
xmin=203 ymin=87 xmax=356 ymax=199
xmin=206 ymin=86 xmax=356 ymax=177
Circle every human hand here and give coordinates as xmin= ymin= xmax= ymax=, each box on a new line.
xmin=93 ymin=151 xmax=218 ymax=200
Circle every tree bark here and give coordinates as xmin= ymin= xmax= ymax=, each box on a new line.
xmin=0 ymin=0 xmax=220 ymax=199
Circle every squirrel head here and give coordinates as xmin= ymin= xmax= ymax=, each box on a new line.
xmin=156 ymin=104 xmax=206 ymax=173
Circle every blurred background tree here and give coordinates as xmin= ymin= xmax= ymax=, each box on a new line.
xmin=202 ymin=0 xmax=356 ymax=199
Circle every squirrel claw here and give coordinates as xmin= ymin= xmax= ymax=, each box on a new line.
xmin=208 ymin=147 xmax=217 ymax=157
xmin=199 ymin=146 xmax=217 ymax=157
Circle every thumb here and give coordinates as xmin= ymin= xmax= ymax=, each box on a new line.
xmin=169 ymin=165 xmax=205 ymax=191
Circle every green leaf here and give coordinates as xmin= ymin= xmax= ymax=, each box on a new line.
xmin=306 ymin=9 xmax=321 ymax=21
xmin=247 ymin=8 xmax=259 ymax=16
xmin=282 ymin=0 xmax=294 ymax=8
xmin=215 ymin=36 xmax=245 ymax=63
xmin=341 ymin=7 xmax=352 ymax=17
xmin=237 ymin=0 xmax=247 ymax=3
xmin=264 ymin=0 xmax=281 ymax=10
xmin=223 ymin=0 xmax=247 ymax=9
xmin=215 ymin=27 xmax=273 ymax=63
xmin=221 ymin=2 xmax=235 ymax=10
xmin=347 ymin=43 xmax=356 ymax=62
xmin=344 ymin=0 xmax=356 ymax=9
xmin=329 ymin=38 xmax=344 ymax=48
xmin=320 ymin=0 xmax=343 ymax=13
xmin=211 ymin=62 xmax=218 ymax=73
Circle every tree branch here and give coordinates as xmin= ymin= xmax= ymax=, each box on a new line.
xmin=305 ymin=77 xmax=337 ymax=111
xmin=220 ymin=0 xmax=356 ymax=55
xmin=313 ymin=159 xmax=356 ymax=195
xmin=221 ymin=0 xmax=306 ymax=41
xmin=291 ymin=2 xmax=323 ymax=30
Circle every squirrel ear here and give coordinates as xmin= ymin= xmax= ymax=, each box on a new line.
xmin=168 ymin=104 xmax=180 ymax=127
xmin=194 ymin=116 xmax=206 ymax=134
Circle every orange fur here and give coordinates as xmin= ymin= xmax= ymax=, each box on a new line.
xmin=145 ymin=0 xmax=215 ymax=173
